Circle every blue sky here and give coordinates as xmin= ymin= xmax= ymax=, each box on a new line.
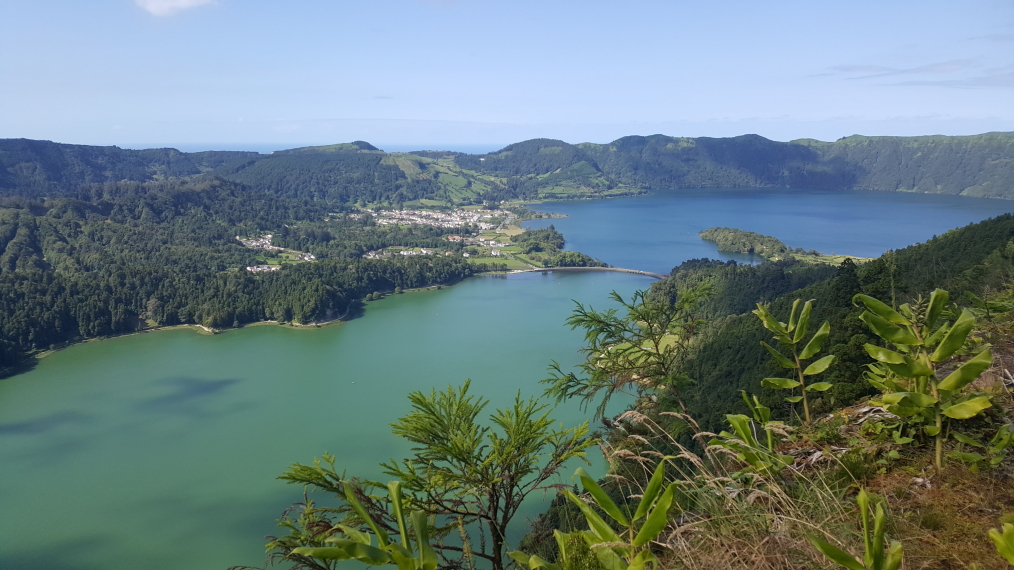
xmin=1 ymin=0 xmax=1013 ymax=151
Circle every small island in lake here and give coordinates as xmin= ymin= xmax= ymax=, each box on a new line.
xmin=699 ymin=226 xmax=870 ymax=265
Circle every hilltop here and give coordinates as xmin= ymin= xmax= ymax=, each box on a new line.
xmin=3 ymin=132 xmax=1014 ymax=206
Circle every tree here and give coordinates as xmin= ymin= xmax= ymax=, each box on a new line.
xmin=543 ymin=286 xmax=711 ymax=420
xmin=276 ymin=381 xmax=595 ymax=570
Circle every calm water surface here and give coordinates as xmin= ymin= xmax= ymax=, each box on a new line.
xmin=524 ymin=188 xmax=1014 ymax=273
xmin=3 ymin=188 xmax=1013 ymax=570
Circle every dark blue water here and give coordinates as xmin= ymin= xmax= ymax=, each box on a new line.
xmin=523 ymin=188 xmax=1014 ymax=274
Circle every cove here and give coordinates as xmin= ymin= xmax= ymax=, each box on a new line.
xmin=3 ymin=188 xmax=1014 ymax=570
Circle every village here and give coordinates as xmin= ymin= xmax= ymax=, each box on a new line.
xmin=237 ymin=234 xmax=317 ymax=272
xmin=367 ymin=208 xmax=499 ymax=229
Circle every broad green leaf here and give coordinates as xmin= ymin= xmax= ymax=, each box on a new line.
xmin=787 ymin=299 xmax=802 ymax=333
xmin=885 ymin=355 xmax=934 ymax=378
xmin=785 ymin=396 xmax=804 ymax=403
xmin=762 ymin=377 xmax=800 ymax=390
xmin=885 ymin=540 xmax=904 ymax=570
xmin=344 ymin=484 xmax=389 ymax=546
xmin=942 ymin=396 xmax=992 ymax=419
xmin=892 ymin=430 xmax=914 ymax=445
xmin=761 ymin=341 xmax=797 ymax=369
xmin=388 ymin=481 xmax=409 ymax=548
xmin=938 ymin=349 xmax=993 ymax=392
xmin=411 ymin=509 xmax=438 ymax=570
xmin=793 ymin=300 xmax=814 ymax=343
xmin=865 ymin=344 xmax=906 ymax=364
xmin=853 ymin=294 xmax=910 ymax=325
xmin=633 ymin=458 xmax=670 ymax=521
xmin=627 ymin=549 xmax=660 ymax=570
xmin=800 ymin=321 xmax=831 ymax=359
xmin=949 ymin=451 xmax=986 ymax=465
xmin=564 ymin=490 xmax=621 ymax=543
xmin=575 ymin=468 xmax=628 ymax=526
xmin=925 ymin=289 xmax=949 ymax=329
xmin=805 ymin=381 xmax=833 ymax=392
xmin=951 ymin=432 xmax=985 ymax=448
xmin=590 ymin=544 xmax=626 ymax=570
xmin=633 ymin=483 xmax=676 ymax=546
xmin=807 ymin=536 xmax=865 ymax=570
xmin=882 ymin=391 xmax=938 ymax=408
xmin=803 ymin=355 xmax=835 ymax=376
xmin=930 ymin=309 xmax=975 ymax=362
xmin=527 ymin=554 xmax=562 ymax=570
xmin=989 ymin=523 xmax=1014 ymax=564
xmin=508 ymin=551 xmax=531 ymax=565
xmin=753 ymin=304 xmax=787 ymax=336
xmin=859 ymin=311 xmax=919 ymax=345
xmin=924 ymin=321 xmax=950 ymax=349
xmin=296 ymin=540 xmax=393 ymax=564
xmin=924 ymin=425 xmax=941 ymax=436
xmin=336 ymin=524 xmax=371 ymax=546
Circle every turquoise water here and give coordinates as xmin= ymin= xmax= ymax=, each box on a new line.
xmin=524 ymin=188 xmax=1014 ymax=273
xmin=2 ymin=188 xmax=1014 ymax=570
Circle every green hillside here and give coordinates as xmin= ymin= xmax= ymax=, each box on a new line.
xmin=3 ymin=132 xmax=1014 ymax=204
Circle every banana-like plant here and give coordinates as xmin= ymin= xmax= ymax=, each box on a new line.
xmin=855 ymin=289 xmax=994 ymax=470
xmin=809 ymin=489 xmax=903 ymax=570
xmin=292 ymin=481 xmax=439 ymax=570
xmin=509 ymin=461 xmax=677 ymax=570
xmin=989 ymin=523 xmax=1014 ymax=565
xmin=709 ymin=393 xmax=793 ymax=478
xmin=753 ymin=299 xmax=835 ymax=424
xmin=948 ymin=424 xmax=1014 ymax=473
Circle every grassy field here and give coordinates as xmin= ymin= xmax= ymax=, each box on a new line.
xmin=467 ymin=256 xmax=531 ymax=270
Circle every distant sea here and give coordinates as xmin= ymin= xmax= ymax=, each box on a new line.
xmin=124 ymin=142 xmax=507 ymax=155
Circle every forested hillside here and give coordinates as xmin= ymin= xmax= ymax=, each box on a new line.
xmin=5 ymin=132 xmax=1013 ymax=204
xmin=0 ymin=178 xmax=499 ymax=373
xmin=667 ymin=213 xmax=1014 ymax=432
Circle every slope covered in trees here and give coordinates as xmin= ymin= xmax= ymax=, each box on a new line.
xmin=5 ymin=132 xmax=1013 ymax=204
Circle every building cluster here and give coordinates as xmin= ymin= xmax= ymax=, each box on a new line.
xmin=246 ymin=265 xmax=280 ymax=273
xmin=368 ymin=208 xmax=497 ymax=229
xmin=236 ymin=235 xmax=282 ymax=251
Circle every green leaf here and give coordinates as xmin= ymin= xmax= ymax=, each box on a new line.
xmin=859 ymin=311 xmax=919 ymax=345
xmin=633 ymin=483 xmax=676 ymax=546
xmin=344 ymin=484 xmax=389 ymax=546
xmin=411 ymin=510 xmax=438 ymax=570
xmin=938 ymin=349 xmax=993 ymax=392
xmin=885 ymin=540 xmax=904 ymax=570
xmin=805 ymin=381 xmax=833 ymax=392
xmin=761 ymin=341 xmax=797 ymax=369
xmin=762 ymin=377 xmax=801 ymax=390
xmin=951 ymin=432 xmax=985 ymax=448
xmin=627 ymin=549 xmax=660 ymax=570
xmin=633 ymin=458 xmax=670 ymax=521
xmin=335 ymin=525 xmax=371 ymax=546
xmin=803 ymin=354 xmax=835 ymax=376
xmin=942 ymin=396 xmax=992 ymax=419
xmin=792 ymin=300 xmax=813 ymax=343
xmin=388 ymin=481 xmax=409 ymax=548
xmin=296 ymin=540 xmax=393 ymax=564
xmin=925 ymin=289 xmax=949 ymax=330
xmin=807 ymin=536 xmax=865 ymax=570
xmin=989 ymin=523 xmax=1014 ymax=564
xmin=800 ymin=321 xmax=830 ymax=359
xmin=882 ymin=391 xmax=938 ymax=408
xmin=930 ymin=309 xmax=975 ymax=362
xmin=924 ymin=321 xmax=950 ymax=349
xmin=575 ymin=468 xmax=628 ymax=526
xmin=785 ymin=396 xmax=804 ymax=403
xmin=924 ymin=425 xmax=941 ymax=436
xmin=853 ymin=294 xmax=910 ymax=325
xmin=864 ymin=344 xmax=906 ymax=364
xmin=753 ymin=304 xmax=787 ymax=336
xmin=884 ymin=354 xmax=934 ymax=378
xmin=564 ymin=490 xmax=621 ymax=543
xmin=787 ymin=299 xmax=802 ymax=333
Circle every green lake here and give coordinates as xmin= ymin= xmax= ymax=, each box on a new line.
xmin=2 ymin=188 xmax=1013 ymax=569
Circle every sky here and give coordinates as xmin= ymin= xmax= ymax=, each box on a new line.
xmin=1 ymin=0 xmax=1013 ymax=152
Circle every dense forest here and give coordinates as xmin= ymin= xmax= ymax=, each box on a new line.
xmin=5 ymin=132 xmax=1014 ymax=205
xmin=0 ymin=178 xmax=503 ymax=373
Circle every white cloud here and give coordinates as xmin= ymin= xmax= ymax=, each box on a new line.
xmin=135 ymin=0 xmax=213 ymax=17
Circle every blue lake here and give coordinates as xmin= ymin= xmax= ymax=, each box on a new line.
xmin=1 ymin=188 xmax=1012 ymax=569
